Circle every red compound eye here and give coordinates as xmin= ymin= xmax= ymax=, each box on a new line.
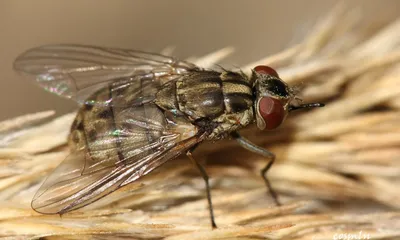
xmin=258 ymin=97 xmax=285 ymax=130
xmin=254 ymin=65 xmax=279 ymax=78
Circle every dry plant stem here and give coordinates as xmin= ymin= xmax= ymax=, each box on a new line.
xmin=1 ymin=4 xmax=400 ymax=239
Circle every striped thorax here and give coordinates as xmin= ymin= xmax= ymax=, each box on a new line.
xmin=155 ymin=70 xmax=254 ymax=139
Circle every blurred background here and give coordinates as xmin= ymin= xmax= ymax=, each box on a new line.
xmin=0 ymin=0 xmax=399 ymax=120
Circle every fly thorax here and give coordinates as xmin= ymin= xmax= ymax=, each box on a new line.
xmin=220 ymin=71 xmax=254 ymax=114
xmin=175 ymin=71 xmax=225 ymax=120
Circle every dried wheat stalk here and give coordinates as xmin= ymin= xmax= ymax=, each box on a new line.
xmin=1 ymin=5 xmax=400 ymax=240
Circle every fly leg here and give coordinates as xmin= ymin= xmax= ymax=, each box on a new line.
xmin=231 ymin=131 xmax=281 ymax=206
xmin=186 ymin=149 xmax=217 ymax=229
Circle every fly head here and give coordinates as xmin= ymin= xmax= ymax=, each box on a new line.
xmin=251 ymin=65 xmax=324 ymax=130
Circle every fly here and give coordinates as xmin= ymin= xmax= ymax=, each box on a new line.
xmin=14 ymin=44 xmax=324 ymax=228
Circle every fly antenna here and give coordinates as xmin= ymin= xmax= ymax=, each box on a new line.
xmin=289 ymin=102 xmax=325 ymax=112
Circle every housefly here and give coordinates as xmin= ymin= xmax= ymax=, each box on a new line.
xmin=14 ymin=45 xmax=324 ymax=228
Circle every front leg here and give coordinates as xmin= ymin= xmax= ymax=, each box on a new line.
xmin=231 ymin=131 xmax=281 ymax=206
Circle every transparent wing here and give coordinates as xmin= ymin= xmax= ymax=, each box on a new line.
xmin=14 ymin=44 xmax=198 ymax=105
xmin=32 ymin=104 xmax=202 ymax=214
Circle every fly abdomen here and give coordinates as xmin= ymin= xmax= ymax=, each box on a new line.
xmin=70 ymin=79 xmax=168 ymax=167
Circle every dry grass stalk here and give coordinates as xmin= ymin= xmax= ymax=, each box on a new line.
xmin=1 ymin=5 xmax=400 ymax=240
